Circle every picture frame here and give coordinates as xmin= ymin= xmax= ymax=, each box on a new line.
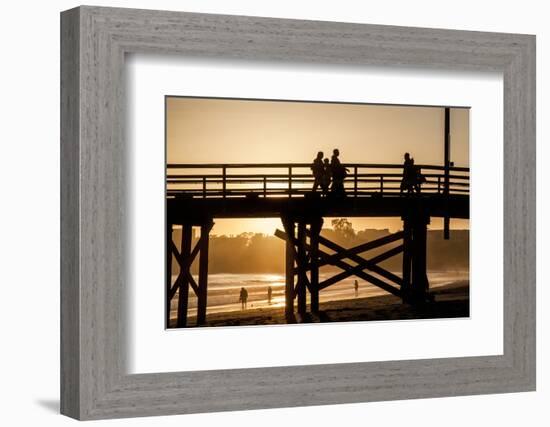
xmin=60 ymin=5 xmax=535 ymax=420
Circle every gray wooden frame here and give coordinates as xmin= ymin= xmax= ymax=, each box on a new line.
xmin=60 ymin=5 xmax=536 ymax=420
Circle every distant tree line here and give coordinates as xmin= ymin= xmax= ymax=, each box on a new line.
xmin=171 ymin=219 xmax=469 ymax=275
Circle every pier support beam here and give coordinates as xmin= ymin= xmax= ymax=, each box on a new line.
xmin=281 ymin=215 xmax=323 ymax=321
xmin=401 ymin=218 xmax=412 ymax=298
xmin=166 ymin=222 xmax=173 ymax=328
xmin=309 ymin=219 xmax=322 ymax=314
xmin=412 ymin=217 xmax=429 ymax=301
xmin=402 ymin=202 xmax=430 ymax=304
xmin=176 ymin=224 xmax=192 ymax=328
xmin=284 ymin=220 xmax=295 ymax=321
xmin=297 ymin=222 xmax=307 ymax=316
xmin=197 ymin=222 xmax=211 ymax=326
xmin=167 ymin=219 xmax=213 ymax=328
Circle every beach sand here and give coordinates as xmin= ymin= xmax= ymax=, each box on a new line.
xmin=171 ymin=280 xmax=469 ymax=328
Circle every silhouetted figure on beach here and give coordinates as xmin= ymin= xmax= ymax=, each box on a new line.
xmin=267 ymin=286 xmax=273 ymax=304
xmin=321 ymin=158 xmax=332 ymax=196
xmin=311 ymin=151 xmax=324 ymax=192
xmin=330 ymin=149 xmax=349 ymax=196
xmin=354 ymin=279 xmax=359 ymax=297
xmin=239 ymin=287 xmax=248 ymax=310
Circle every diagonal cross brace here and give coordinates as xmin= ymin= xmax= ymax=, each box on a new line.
xmin=319 ymin=253 xmax=401 ymax=296
xmin=296 ymin=241 xmax=403 ymax=286
xmin=313 ymin=233 xmax=404 ymax=287
xmin=169 ymin=270 xmax=199 ymax=301
xmin=318 ymin=253 xmax=395 ymax=293
xmin=169 ymin=222 xmax=213 ymax=300
xmin=275 ymin=229 xmax=403 ymax=288
xmin=275 ymin=229 xmax=402 ymax=297
xmin=170 ymin=239 xmax=200 ymax=273
xmin=308 ymin=230 xmax=404 ymax=266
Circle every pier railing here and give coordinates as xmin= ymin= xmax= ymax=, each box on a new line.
xmin=166 ymin=163 xmax=469 ymax=199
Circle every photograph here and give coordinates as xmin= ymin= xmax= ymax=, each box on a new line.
xmin=52 ymin=3 xmax=536 ymax=421
xmin=165 ymin=97 xmax=470 ymax=329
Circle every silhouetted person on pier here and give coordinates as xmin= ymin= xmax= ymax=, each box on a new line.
xmin=400 ymin=152 xmax=416 ymax=195
xmin=311 ymin=151 xmax=324 ymax=192
xmin=267 ymin=286 xmax=273 ymax=304
xmin=239 ymin=287 xmax=248 ymax=310
xmin=413 ymin=162 xmax=426 ymax=193
xmin=330 ymin=149 xmax=349 ymax=196
xmin=354 ymin=279 xmax=359 ymax=297
xmin=321 ymin=158 xmax=332 ymax=196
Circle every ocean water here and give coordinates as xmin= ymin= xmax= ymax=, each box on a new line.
xmin=169 ymin=270 xmax=469 ymax=318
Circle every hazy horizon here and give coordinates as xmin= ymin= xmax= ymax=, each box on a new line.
xmin=171 ymin=222 xmax=470 ymax=276
xmin=172 ymin=218 xmax=470 ymax=237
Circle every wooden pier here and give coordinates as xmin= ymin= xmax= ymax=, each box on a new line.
xmin=166 ymin=163 xmax=469 ymax=327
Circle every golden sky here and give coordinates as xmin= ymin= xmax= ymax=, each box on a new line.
xmin=166 ymin=97 xmax=469 ymax=235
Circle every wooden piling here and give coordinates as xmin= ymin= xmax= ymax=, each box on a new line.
xmin=176 ymin=224 xmax=192 ymax=328
xmin=411 ymin=214 xmax=429 ymax=302
xmin=197 ymin=223 xmax=210 ymax=326
xmin=297 ymin=222 xmax=307 ymax=316
xmin=284 ymin=219 xmax=295 ymax=319
xmin=166 ymin=223 xmax=173 ymax=328
xmin=401 ymin=217 xmax=412 ymax=301
xmin=309 ymin=220 xmax=321 ymax=314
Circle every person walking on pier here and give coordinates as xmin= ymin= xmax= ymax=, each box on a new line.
xmin=267 ymin=286 xmax=273 ymax=304
xmin=354 ymin=279 xmax=359 ymax=297
xmin=400 ymin=152 xmax=415 ymax=195
xmin=330 ymin=148 xmax=348 ymax=196
xmin=321 ymin=158 xmax=332 ymax=196
xmin=311 ymin=151 xmax=324 ymax=193
xmin=239 ymin=287 xmax=248 ymax=310
xmin=413 ymin=162 xmax=426 ymax=193
xmin=400 ymin=153 xmax=427 ymax=195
